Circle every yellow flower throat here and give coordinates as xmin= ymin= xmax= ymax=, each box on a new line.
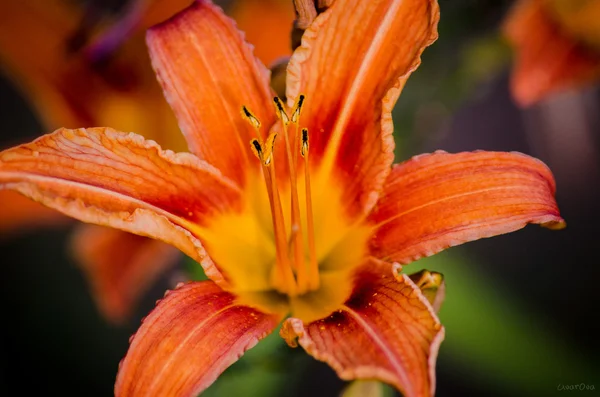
xmin=195 ymin=96 xmax=371 ymax=322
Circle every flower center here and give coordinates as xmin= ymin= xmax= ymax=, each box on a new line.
xmin=195 ymin=96 xmax=370 ymax=322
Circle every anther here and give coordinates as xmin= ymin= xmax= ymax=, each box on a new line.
xmin=291 ymin=94 xmax=305 ymax=123
xmin=250 ymin=139 xmax=263 ymax=161
xmin=262 ymin=133 xmax=278 ymax=166
xmin=241 ymin=106 xmax=261 ymax=129
xmin=301 ymin=128 xmax=309 ymax=157
xmin=273 ymin=97 xmax=290 ymax=125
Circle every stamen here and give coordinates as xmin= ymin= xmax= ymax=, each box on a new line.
xmin=274 ymin=96 xmax=307 ymax=292
xmin=244 ymin=105 xmax=297 ymax=296
xmin=243 ymin=99 xmax=319 ymax=295
xmin=301 ymin=128 xmax=319 ymax=289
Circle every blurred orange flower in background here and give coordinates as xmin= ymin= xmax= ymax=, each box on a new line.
xmin=504 ymin=0 xmax=600 ymax=106
xmin=0 ymin=0 xmax=566 ymax=396
xmin=0 ymin=0 xmax=292 ymax=323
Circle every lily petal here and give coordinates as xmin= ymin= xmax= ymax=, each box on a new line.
xmin=0 ymin=0 xmax=186 ymax=151
xmin=85 ymin=0 xmax=194 ymax=60
xmin=503 ymin=0 xmax=600 ymax=106
xmin=0 ymin=127 xmax=241 ymax=284
xmin=0 ymin=0 xmax=89 ymax=128
xmin=231 ymin=0 xmax=294 ymax=66
xmin=369 ymin=151 xmax=565 ymax=264
xmin=281 ymin=261 xmax=444 ymax=397
xmin=71 ymin=224 xmax=180 ymax=323
xmin=115 ymin=281 xmax=282 ymax=397
xmin=286 ymin=0 xmax=439 ymax=213
xmin=546 ymin=0 xmax=600 ymax=51
xmin=146 ymin=0 xmax=275 ymax=185
xmin=0 ymin=190 xmax=67 ymax=237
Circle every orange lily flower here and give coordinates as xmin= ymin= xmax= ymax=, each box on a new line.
xmin=0 ymin=0 xmax=565 ymax=396
xmin=86 ymin=0 xmax=292 ymax=67
xmin=0 ymin=0 xmax=189 ymax=323
xmin=503 ymin=0 xmax=600 ymax=106
xmin=0 ymin=0 xmax=291 ymax=323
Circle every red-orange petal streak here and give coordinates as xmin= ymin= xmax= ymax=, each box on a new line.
xmin=146 ymin=0 xmax=275 ymax=185
xmin=71 ymin=224 xmax=180 ymax=323
xmin=286 ymin=0 xmax=439 ymax=214
xmin=0 ymin=127 xmax=241 ymax=284
xmin=281 ymin=262 xmax=443 ymax=397
xmin=503 ymin=0 xmax=600 ymax=107
xmin=115 ymin=281 xmax=282 ymax=397
xmin=369 ymin=151 xmax=565 ymax=264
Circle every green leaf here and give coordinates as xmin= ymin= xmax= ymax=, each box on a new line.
xmin=408 ymin=251 xmax=600 ymax=396
xmin=183 ymin=256 xmax=209 ymax=281
xmin=202 ymin=326 xmax=303 ymax=397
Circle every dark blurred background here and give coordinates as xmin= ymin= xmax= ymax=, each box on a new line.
xmin=1 ymin=0 xmax=599 ymax=396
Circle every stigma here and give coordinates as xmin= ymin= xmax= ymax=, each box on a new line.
xmin=241 ymin=95 xmax=318 ymax=296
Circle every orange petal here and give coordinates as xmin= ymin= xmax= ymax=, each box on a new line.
xmin=85 ymin=0 xmax=194 ymax=61
xmin=0 ymin=190 xmax=67 ymax=237
xmin=286 ymin=0 xmax=439 ymax=214
xmin=503 ymin=0 xmax=600 ymax=107
xmin=0 ymin=0 xmax=186 ymax=152
xmin=138 ymin=0 xmax=197 ymax=30
xmin=546 ymin=0 xmax=600 ymax=51
xmin=368 ymin=151 xmax=565 ymax=264
xmin=231 ymin=0 xmax=294 ymax=67
xmin=0 ymin=0 xmax=90 ymax=128
xmin=71 ymin=224 xmax=180 ymax=323
xmin=146 ymin=0 xmax=276 ymax=185
xmin=115 ymin=281 xmax=282 ymax=397
xmin=0 ymin=127 xmax=242 ymax=284
xmin=281 ymin=261 xmax=444 ymax=397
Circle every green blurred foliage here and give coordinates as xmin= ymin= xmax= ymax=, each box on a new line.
xmin=411 ymin=251 xmax=600 ymax=397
